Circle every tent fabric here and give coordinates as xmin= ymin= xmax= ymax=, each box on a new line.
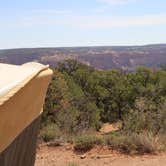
xmin=0 ymin=62 xmax=53 ymax=153
xmin=0 ymin=62 xmax=49 ymax=105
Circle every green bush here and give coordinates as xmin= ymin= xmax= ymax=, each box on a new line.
xmin=74 ymin=135 xmax=102 ymax=152
xmin=39 ymin=123 xmax=61 ymax=142
xmin=104 ymin=134 xmax=134 ymax=153
xmin=122 ymin=98 xmax=166 ymax=135
xmin=156 ymin=103 xmax=166 ymax=134
xmin=122 ymin=109 xmax=146 ymax=134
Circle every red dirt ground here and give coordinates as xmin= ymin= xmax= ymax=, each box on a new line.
xmin=35 ymin=123 xmax=166 ymax=166
xmin=35 ymin=144 xmax=166 ymax=166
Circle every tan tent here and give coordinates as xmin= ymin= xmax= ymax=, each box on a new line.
xmin=0 ymin=62 xmax=52 ymax=166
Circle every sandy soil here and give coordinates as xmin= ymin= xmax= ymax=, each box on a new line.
xmin=35 ymin=145 xmax=166 ymax=166
xmin=35 ymin=123 xmax=166 ymax=166
xmin=99 ymin=123 xmax=119 ymax=135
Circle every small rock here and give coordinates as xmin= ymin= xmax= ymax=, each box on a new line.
xmin=91 ymin=155 xmax=97 ymax=159
xmin=47 ymin=140 xmax=63 ymax=147
xmin=80 ymin=154 xmax=86 ymax=159
xmin=66 ymin=146 xmax=71 ymax=150
xmin=51 ymin=159 xmax=55 ymax=162
xmin=104 ymin=161 xmax=109 ymax=164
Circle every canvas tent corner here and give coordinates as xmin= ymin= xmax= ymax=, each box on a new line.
xmin=0 ymin=62 xmax=53 ymax=166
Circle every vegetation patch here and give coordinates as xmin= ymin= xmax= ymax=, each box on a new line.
xmin=104 ymin=132 xmax=165 ymax=154
xmin=39 ymin=123 xmax=61 ymax=142
xmin=74 ymin=135 xmax=102 ymax=152
xmin=40 ymin=60 xmax=166 ymax=154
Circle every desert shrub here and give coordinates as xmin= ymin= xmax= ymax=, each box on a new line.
xmin=39 ymin=123 xmax=61 ymax=142
xmin=122 ymin=110 xmax=146 ymax=134
xmin=157 ymin=134 xmax=166 ymax=151
xmin=104 ymin=133 xmax=135 ymax=153
xmin=105 ymin=132 xmax=158 ymax=154
xmin=122 ymin=98 xmax=166 ymax=135
xmin=156 ymin=102 xmax=166 ymax=134
xmin=132 ymin=133 xmax=157 ymax=153
xmin=74 ymin=135 xmax=102 ymax=152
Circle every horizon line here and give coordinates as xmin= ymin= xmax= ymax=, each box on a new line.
xmin=1 ymin=43 xmax=166 ymax=51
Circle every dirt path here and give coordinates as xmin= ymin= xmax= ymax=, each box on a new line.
xmin=35 ymin=145 xmax=166 ymax=166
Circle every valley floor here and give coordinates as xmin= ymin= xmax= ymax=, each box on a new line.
xmin=35 ymin=145 xmax=166 ymax=166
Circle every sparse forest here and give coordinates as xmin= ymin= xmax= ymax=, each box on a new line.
xmin=40 ymin=60 xmax=166 ymax=154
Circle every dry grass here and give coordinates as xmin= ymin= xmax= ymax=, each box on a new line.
xmin=74 ymin=135 xmax=102 ymax=152
xmin=104 ymin=132 xmax=164 ymax=154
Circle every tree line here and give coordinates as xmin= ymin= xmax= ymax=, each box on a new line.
xmin=42 ymin=60 xmax=166 ymax=135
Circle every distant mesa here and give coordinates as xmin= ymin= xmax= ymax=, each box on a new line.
xmin=0 ymin=44 xmax=166 ymax=71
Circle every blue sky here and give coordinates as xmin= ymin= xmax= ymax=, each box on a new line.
xmin=0 ymin=0 xmax=166 ymax=49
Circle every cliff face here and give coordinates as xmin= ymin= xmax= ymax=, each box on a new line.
xmin=0 ymin=44 xmax=166 ymax=70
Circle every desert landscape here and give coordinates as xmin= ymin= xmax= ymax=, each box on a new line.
xmin=1 ymin=47 xmax=166 ymax=166
xmin=1 ymin=44 xmax=166 ymax=70
xmin=1 ymin=0 xmax=166 ymax=166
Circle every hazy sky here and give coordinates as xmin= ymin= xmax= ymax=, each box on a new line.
xmin=0 ymin=0 xmax=166 ymax=49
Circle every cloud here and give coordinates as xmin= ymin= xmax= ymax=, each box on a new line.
xmin=94 ymin=0 xmax=138 ymax=13
xmin=1 ymin=9 xmax=72 ymax=28
xmin=3 ymin=13 xmax=166 ymax=30
xmin=37 ymin=9 xmax=72 ymax=14
xmin=68 ymin=13 xmax=166 ymax=29
xmin=98 ymin=0 xmax=136 ymax=5
xmin=93 ymin=6 xmax=109 ymax=13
